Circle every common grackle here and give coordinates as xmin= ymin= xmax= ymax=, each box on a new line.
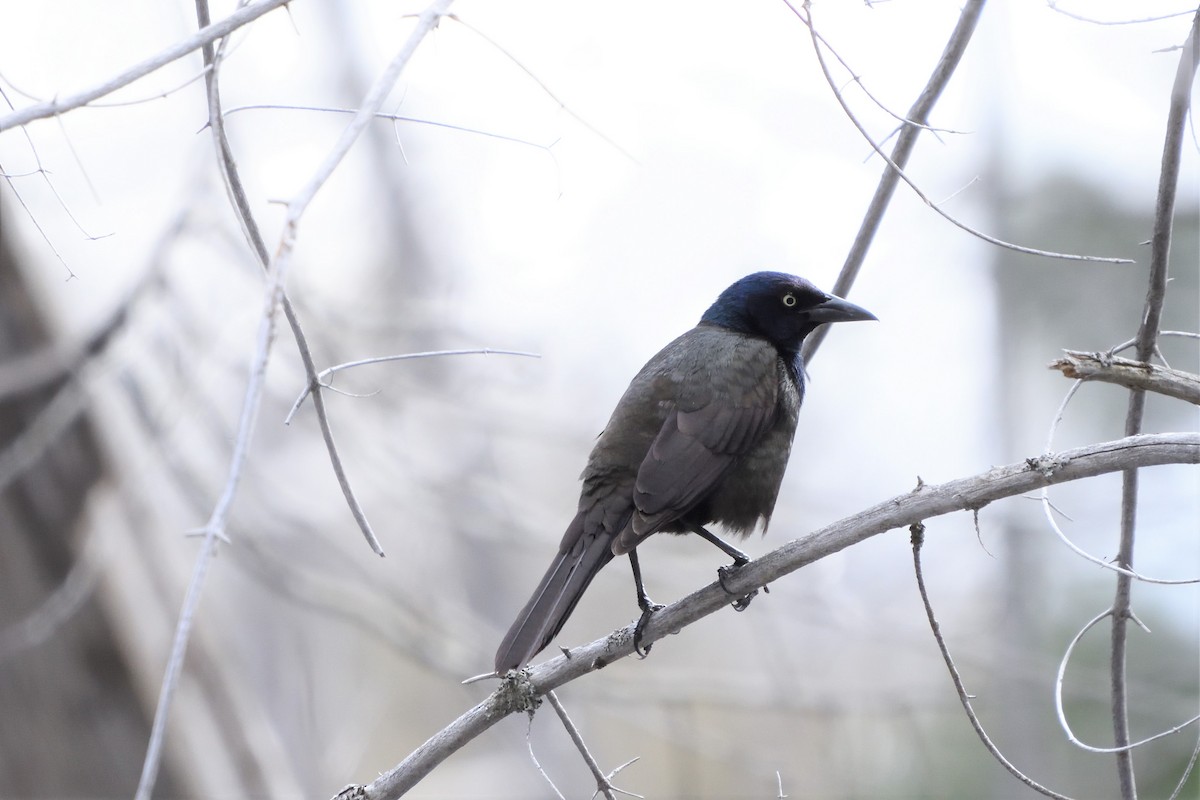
xmin=494 ymin=272 xmax=875 ymax=673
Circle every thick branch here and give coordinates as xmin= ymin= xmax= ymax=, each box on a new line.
xmin=353 ymin=432 xmax=1199 ymax=799
xmin=1050 ymin=351 xmax=1200 ymax=405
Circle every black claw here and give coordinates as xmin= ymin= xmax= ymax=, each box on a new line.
xmin=731 ymin=589 xmax=758 ymax=612
xmin=717 ymin=562 xmax=758 ymax=612
xmin=633 ymin=602 xmax=665 ymax=658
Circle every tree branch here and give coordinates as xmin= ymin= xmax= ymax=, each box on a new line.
xmin=1110 ymin=10 xmax=1200 ymax=797
xmin=1050 ymin=351 xmax=1200 ymax=405
xmin=135 ymin=3 xmax=456 ymax=796
xmin=800 ymin=0 xmax=983 ymax=365
xmin=911 ymin=523 xmax=1078 ymax=800
xmin=347 ymin=432 xmax=1199 ymax=799
xmin=0 ymin=0 xmax=293 ymax=131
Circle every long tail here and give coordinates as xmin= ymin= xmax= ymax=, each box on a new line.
xmin=494 ymin=516 xmax=616 ymax=673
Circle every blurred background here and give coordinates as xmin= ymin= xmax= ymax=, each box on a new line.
xmin=0 ymin=1 xmax=1197 ymax=797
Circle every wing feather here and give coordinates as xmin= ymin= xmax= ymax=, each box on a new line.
xmin=615 ymin=337 xmax=781 ymax=551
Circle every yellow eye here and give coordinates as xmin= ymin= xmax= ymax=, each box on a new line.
xmin=782 ymin=293 xmax=797 ymax=307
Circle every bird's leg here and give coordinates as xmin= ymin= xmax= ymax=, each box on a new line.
xmin=683 ymin=521 xmax=759 ymax=612
xmin=628 ymin=549 xmax=664 ymax=659
xmin=684 ymin=521 xmax=751 ymax=564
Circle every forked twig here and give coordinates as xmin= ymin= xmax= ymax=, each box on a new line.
xmin=545 ymin=690 xmax=642 ymax=800
xmin=790 ymin=0 xmax=1134 ymax=278
xmin=798 ymin=0 xmax=985 ymax=366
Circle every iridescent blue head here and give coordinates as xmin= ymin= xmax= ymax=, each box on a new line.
xmin=700 ymin=271 xmax=876 ymax=355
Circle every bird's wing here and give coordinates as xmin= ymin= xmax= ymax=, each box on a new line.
xmin=616 ymin=336 xmax=780 ymax=552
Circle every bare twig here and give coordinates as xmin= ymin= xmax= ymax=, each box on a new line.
xmin=134 ymin=201 xmax=290 ymax=800
xmin=1050 ymin=351 xmax=1200 ymax=404
xmin=278 ymin=0 xmax=454 ymax=221
xmin=0 ymin=87 xmax=112 ymax=242
xmin=525 ymin=714 xmax=566 ymax=800
xmin=1037 ymin=482 xmax=1198 ymax=586
xmin=1110 ymin=10 xmax=1200 ymax=797
xmin=262 ymin=0 xmax=455 ymax=556
xmin=286 ymin=348 xmax=540 ymax=423
xmin=797 ymin=0 xmax=987 ymax=366
xmin=134 ymin=2 xmax=455 ymax=795
xmin=1047 ymin=3 xmax=1197 ymax=27
xmin=0 ymin=157 xmax=77 ymax=278
xmin=202 ymin=0 xmax=455 ymax=557
xmin=444 ymin=14 xmax=638 ymax=164
xmin=1055 ymin=609 xmax=1199 ymax=753
xmin=0 ymin=0 xmax=292 ymax=131
xmin=910 ymin=523 xmax=1078 ymax=800
xmin=794 ymin=0 xmax=1134 ymax=286
xmin=134 ymin=8 xmax=298 ymax=793
xmin=219 ymin=103 xmax=558 ymax=150
xmin=804 ymin=23 xmax=972 ymax=139
xmin=1041 ymin=341 xmax=1198 ymax=584
xmin=347 ymin=432 xmax=1198 ymax=799
xmin=545 ymin=691 xmax=621 ymax=800
xmin=1107 ymin=330 xmax=1200 ymax=359
xmin=1168 ymin=732 xmax=1200 ymax=800
xmin=0 ymin=48 xmax=219 ymax=112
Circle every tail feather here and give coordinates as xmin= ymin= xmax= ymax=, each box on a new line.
xmin=494 ymin=519 xmax=616 ymax=673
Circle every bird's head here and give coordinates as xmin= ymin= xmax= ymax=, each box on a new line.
xmin=699 ymin=271 xmax=876 ymax=353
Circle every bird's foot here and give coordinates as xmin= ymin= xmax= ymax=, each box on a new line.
xmin=633 ymin=601 xmax=665 ymax=658
xmin=717 ymin=561 xmax=758 ymax=612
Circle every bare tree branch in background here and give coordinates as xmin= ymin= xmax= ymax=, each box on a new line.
xmin=133 ymin=8 xmax=291 ymax=790
xmin=792 ymin=0 xmax=1143 ymax=370
xmin=910 ymin=523 xmax=1079 ymax=800
xmin=797 ymin=0 xmax=984 ymax=365
xmin=196 ymin=0 xmax=456 ymax=559
xmin=0 ymin=0 xmax=293 ymax=131
xmin=1109 ymin=9 xmax=1200 ymax=797
xmin=132 ymin=2 xmax=456 ymax=798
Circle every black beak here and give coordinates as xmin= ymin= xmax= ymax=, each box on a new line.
xmin=806 ymin=294 xmax=877 ymax=324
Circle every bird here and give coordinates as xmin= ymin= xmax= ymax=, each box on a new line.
xmin=494 ymin=271 xmax=875 ymax=674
